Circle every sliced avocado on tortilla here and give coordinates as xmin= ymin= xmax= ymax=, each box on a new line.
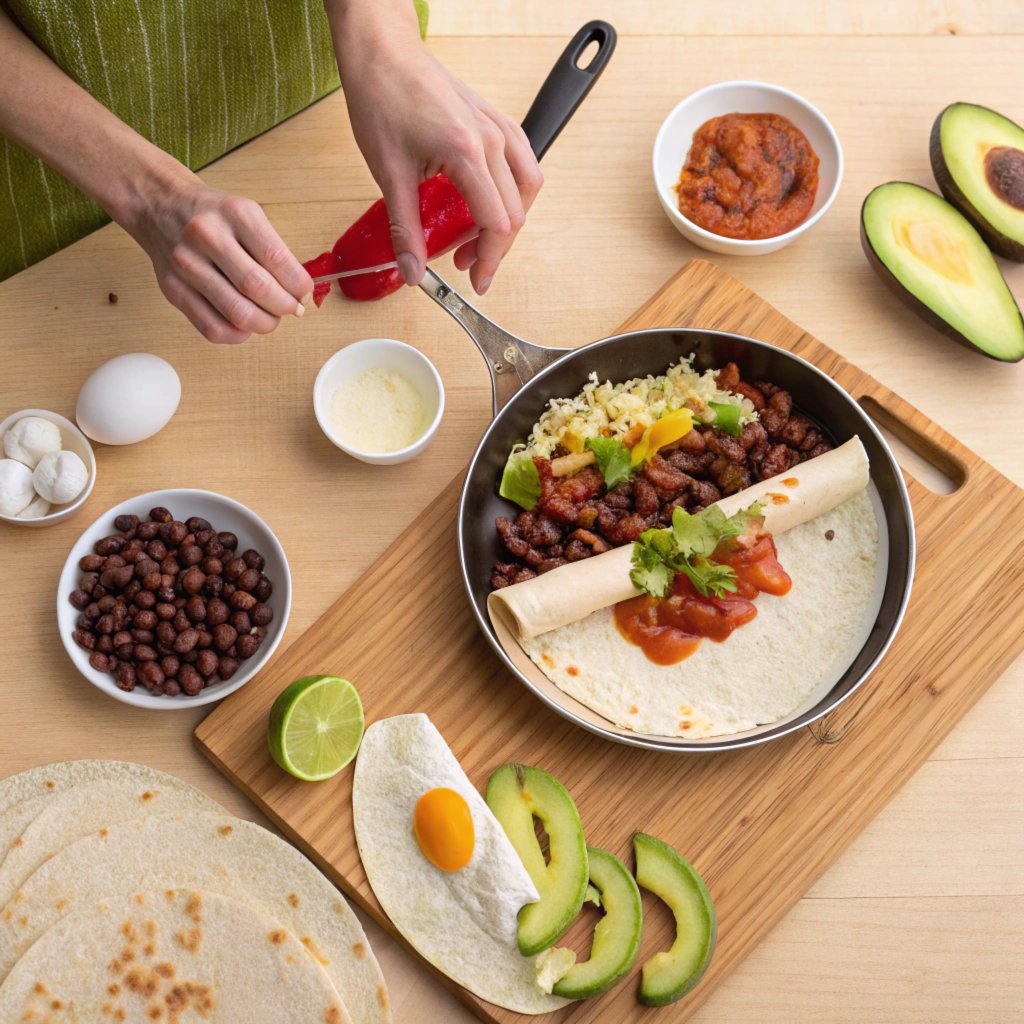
xmin=552 ymin=847 xmax=642 ymax=999
xmin=633 ymin=832 xmax=717 ymax=1007
xmin=861 ymin=182 xmax=1024 ymax=362
xmin=931 ymin=102 xmax=1024 ymax=261
xmin=485 ymin=764 xmax=588 ymax=957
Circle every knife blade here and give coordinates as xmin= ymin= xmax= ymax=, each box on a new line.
xmin=310 ymin=230 xmax=478 ymax=286
xmin=311 ymin=261 xmax=399 ymax=284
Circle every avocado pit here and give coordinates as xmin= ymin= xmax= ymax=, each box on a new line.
xmin=931 ymin=102 xmax=1024 ymax=260
xmin=984 ymin=146 xmax=1024 ymax=211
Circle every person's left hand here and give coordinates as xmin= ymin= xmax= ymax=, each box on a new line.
xmin=128 ymin=171 xmax=314 ymax=344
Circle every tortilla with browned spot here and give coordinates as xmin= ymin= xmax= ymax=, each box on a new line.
xmin=0 ymin=890 xmax=348 ymax=1023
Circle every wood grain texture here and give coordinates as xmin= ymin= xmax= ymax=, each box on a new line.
xmin=428 ymin=1 xmax=1024 ymax=37
xmin=196 ymin=259 xmax=1024 ymax=1023
xmin=0 ymin=26 xmax=1021 ymax=1024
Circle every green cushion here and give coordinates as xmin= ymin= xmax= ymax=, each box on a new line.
xmin=0 ymin=0 xmax=425 ymax=282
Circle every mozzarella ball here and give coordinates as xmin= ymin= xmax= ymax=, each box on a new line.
xmin=0 ymin=459 xmax=36 ymax=515
xmin=16 ymin=493 xmax=51 ymax=519
xmin=3 ymin=416 xmax=62 ymax=468
xmin=33 ymin=450 xmax=88 ymax=504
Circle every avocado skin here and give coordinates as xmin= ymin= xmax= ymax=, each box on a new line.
xmin=930 ymin=104 xmax=1024 ymax=262
xmin=859 ymin=185 xmax=1024 ymax=363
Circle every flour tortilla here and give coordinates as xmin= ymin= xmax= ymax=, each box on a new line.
xmin=0 ymin=889 xmax=349 ymax=1023
xmin=0 ymin=811 xmax=390 ymax=1024
xmin=489 ymin=437 xmax=870 ymax=640
xmin=0 ymin=759 xmax=189 ymax=814
xmin=353 ymin=714 xmax=569 ymax=1015
xmin=0 ymin=778 xmax=224 ymax=909
xmin=0 ymin=761 xmax=203 ymax=847
xmin=521 ymin=487 xmax=879 ymax=738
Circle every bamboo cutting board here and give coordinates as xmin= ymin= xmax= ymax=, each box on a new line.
xmin=196 ymin=259 xmax=1024 ymax=1023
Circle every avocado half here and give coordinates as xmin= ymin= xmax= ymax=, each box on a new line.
xmin=861 ymin=182 xmax=1024 ymax=362
xmin=931 ymin=102 xmax=1024 ymax=261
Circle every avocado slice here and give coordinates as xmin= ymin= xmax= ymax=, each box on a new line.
xmin=552 ymin=847 xmax=643 ymax=999
xmin=861 ymin=182 xmax=1024 ymax=362
xmin=485 ymin=764 xmax=588 ymax=957
xmin=931 ymin=102 xmax=1024 ymax=261
xmin=633 ymin=832 xmax=716 ymax=1007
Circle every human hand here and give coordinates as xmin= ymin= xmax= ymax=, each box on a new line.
xmin=0 ymin=6 xmax=312 ymax=343
xmin=329 ymin=0 xmax=543 ymax=295
xmin=129 ymin=172 xmax=314 ymax=344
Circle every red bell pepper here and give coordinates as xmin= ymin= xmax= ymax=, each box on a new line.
xmin=302 ymin=250 xmax=343 ymax=308
xmin=303 ymin=173 xmax=474 ymax=306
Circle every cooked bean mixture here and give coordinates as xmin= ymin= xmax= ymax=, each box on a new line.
xmin=491 ymin=364 xmax=832 ymax=590
xmin=68 ymin=508 xmax=274 ymax=697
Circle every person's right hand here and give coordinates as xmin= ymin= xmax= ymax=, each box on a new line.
xmin=130 ymin=174 xmax=314 ymax=344
xmin=329 ymin=0 xmax=544 ymax=296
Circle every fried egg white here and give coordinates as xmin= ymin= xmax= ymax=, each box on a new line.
xmin=352 ymin=714 xmax=570 ymax=1014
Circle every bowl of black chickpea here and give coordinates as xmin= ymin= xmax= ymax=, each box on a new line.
xmin=57 ymin=489 xmax=291 ymax=708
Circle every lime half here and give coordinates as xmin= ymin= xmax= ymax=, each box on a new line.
xmin=268 ymin=676 xmax=364 ymax=781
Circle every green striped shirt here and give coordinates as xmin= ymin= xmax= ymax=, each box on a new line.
xmin=0 ymin=0 xmax=426 ymax=281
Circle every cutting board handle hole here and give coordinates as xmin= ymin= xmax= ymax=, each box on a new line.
xmin=858 ymin=396 xmax=964 ymax=495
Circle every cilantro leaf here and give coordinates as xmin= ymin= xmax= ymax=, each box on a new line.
xmin=629 ymin=502 xmax=764 ymax=598
xmin=499 ymin=449 xmax=541 ymax=511
xmin=718 ymin=501 xmax=765 ymax=540
xmin=671 ymin=506 xmax=722 ymax=558
xmin=585 ymin=436 xmax=633 ymax=489
xmin=629 ymin=562 xmax=673 ymax=599
xmin=637 ymin=527 xmax=676 ymax=560
xmin=676 ymin=557 xmax=739 ymax=598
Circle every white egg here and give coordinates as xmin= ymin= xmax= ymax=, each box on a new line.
xmin=352 ymin=713 xmax=569 ymax=1014
xmin=76 ymin=353 xmax=181 ymax=445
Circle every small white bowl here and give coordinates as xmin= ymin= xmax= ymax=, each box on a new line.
xmin=313 ymin=338 xmax=444 ymax=466
xmin=58 ymin=489 xmax=291 ymax=709
xmin=0 ymin=409 xmax=96 ymax=527
xmin=653 ymin=80 xmax=844 ymax=256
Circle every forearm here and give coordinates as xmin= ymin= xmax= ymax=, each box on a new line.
xmin=0 ymin=7 xmax=193 ymax=235
xmin=322 ymin=0 xmax=421 ymax=81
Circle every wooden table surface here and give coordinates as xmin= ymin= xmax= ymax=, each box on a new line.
xmin=1 ymin=5 xmax=1022 ymax=1021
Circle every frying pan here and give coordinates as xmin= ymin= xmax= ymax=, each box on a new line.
xmin=415 ymin=24 xmax=916 ymax=751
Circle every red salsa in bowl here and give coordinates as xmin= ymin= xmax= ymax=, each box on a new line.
xmin=675 ymin=113 xmax=820 ymax=240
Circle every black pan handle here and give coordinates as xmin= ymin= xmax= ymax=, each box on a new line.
xmin=419 ymin=22 xmax=616 ymax=415
xmin=520 ymin=21 xmax=617 ymax=161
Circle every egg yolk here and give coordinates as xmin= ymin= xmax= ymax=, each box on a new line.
xmin=414 ymin=788 xmax=475 ymax=872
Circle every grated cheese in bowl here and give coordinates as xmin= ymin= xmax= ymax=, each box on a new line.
xmin=523 ymin=357 xmax=756 ymax=457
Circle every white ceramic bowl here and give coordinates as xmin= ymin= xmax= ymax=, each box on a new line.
xmin=58 ymin=489 xmax=291 ymax=709
xmin=652 ymin=80 xmax=844 ymax=256
xmin=0 ymin=409 xmax=96 ymax=527
xmin=313 ymin=338 xmax=444 ymax=466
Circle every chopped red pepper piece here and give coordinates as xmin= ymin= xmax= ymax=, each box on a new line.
xmin=302 ymin=173 xmax=474 ymax=305
xmin=302 ymin=250 xmax=343 ymax=308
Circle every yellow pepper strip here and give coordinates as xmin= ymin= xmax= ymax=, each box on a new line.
xmin=630 ymin=409 xmax=695 ymax=466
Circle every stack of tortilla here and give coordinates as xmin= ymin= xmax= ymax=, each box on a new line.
xmin=489 ymin=438 xmax=882 ymax=739
xmin=0 ymin=760 xmax=390 ymax=1023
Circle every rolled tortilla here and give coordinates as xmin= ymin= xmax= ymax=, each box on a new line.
xmin=488 ymin=436 xmax=869 ymax=640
